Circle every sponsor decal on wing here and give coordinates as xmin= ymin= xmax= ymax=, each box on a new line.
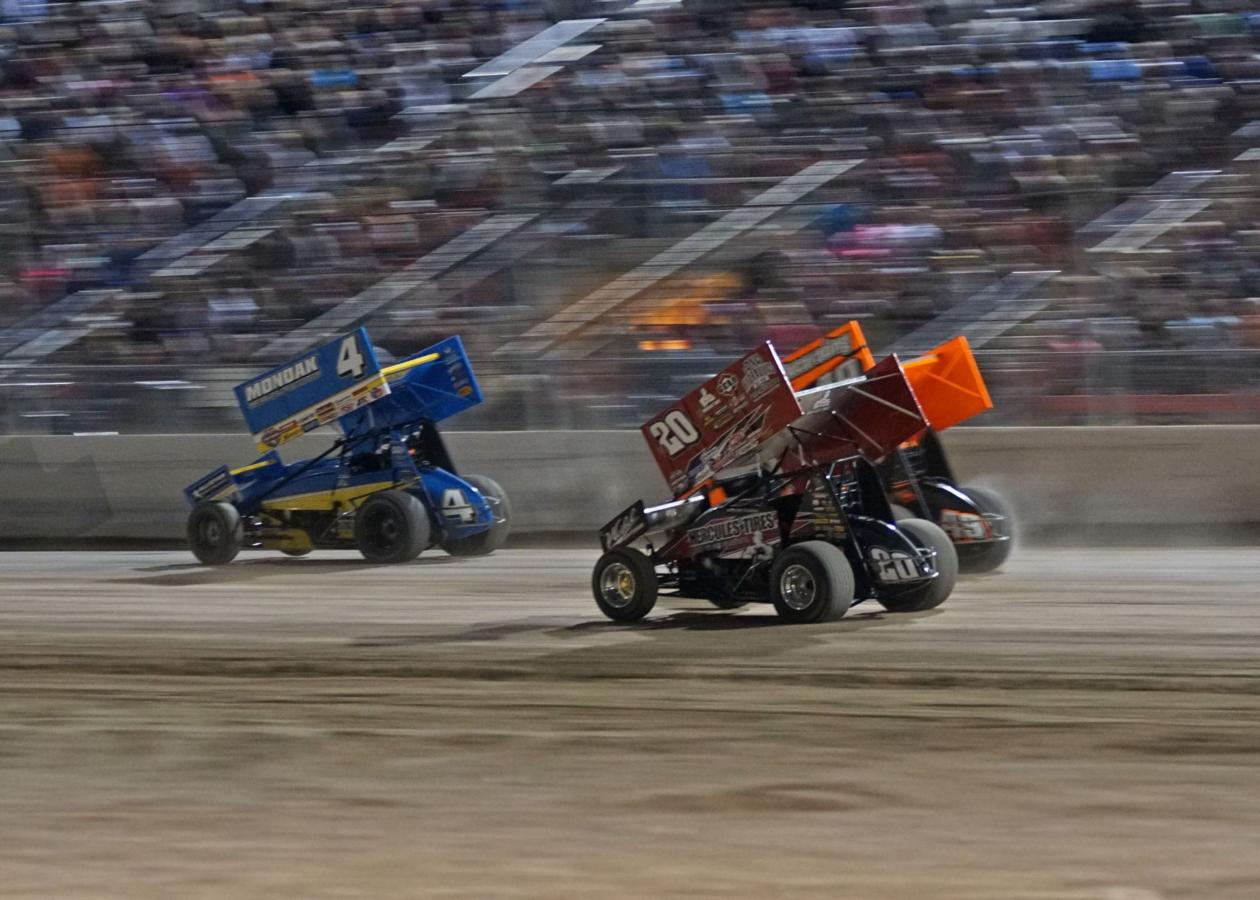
xmin=641 ymin=343 xmax=802 ymax=497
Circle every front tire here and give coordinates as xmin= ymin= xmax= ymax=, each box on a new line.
xmin=187 ymin=502 xmax=243 ymax=566
xmin=354 ymin=490 xmax=429 ymax=564
xmin=592 ymin=547 xmax=658 ymax=622
xmin=770 ymin=541 xmax=855 ymax=624
xmin=441 ymin=475 xmax=511 ymax=557
xmin=879 ymin=518 xmax=957 ymax=612
xmin=955 ymin=485 xmax=1014 ymax=573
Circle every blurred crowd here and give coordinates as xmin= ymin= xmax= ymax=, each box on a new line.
xmin=3 ymin=0 xmax=1260 ymax=428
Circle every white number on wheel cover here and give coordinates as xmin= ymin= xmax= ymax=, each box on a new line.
xmin=940 ymin=509 xmax=987 ymax=542
xmin=869 ymin=547 xmax=919 ymax=582
xmin=442 ymin=489 xmax=475 ymax=523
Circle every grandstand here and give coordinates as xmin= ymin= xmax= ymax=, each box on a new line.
xmin=2 ymin=0 xmax=1259 ymax=432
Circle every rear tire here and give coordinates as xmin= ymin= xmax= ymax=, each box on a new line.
xmin=955 ymin=486 xmax=1015 ymax=573
xmin=770 ymin=541 xmax=855 ymax=624
xmin=879 ymin=518 xmax=957 ymax=612
xmin=592 ymin=547 xmax=658 ymax=622
xmin=354 ymin=490 xmax=429 ymax=564
xmin=441 ymin=475 xmax=511 ymax=557
xmin=187 ymin=502 xmax=243 ymax=566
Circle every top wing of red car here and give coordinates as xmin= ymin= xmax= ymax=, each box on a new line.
xmin=640 ymin=341 xmax=932 ymax=497
xmin=771 ymin=354 xmax=928 ymax=472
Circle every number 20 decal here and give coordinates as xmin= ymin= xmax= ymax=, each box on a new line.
xmin=868 ymin=547 xmax=920 ymax=582
xmin=649 ymin=410 xmax=700 ymax=457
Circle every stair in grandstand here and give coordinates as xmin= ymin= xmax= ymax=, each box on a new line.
xmin=0 ymin=9 xmax=669 ymax=377
xmin=885 ymin=269 xmax=1060 ymax=356
xmin=0 ymin=148 xmax=381 ymax=371
xmin=890 ymin=124 xmax=1260 ymax=360
xmin=499 ymin=158 xmax=867 ymax=359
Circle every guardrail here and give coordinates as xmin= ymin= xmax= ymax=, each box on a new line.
xmin=2 ymin=427 xmax=1258 ymax=542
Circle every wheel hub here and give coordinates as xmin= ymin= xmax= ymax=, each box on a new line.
xmin=600 ymin=562 xmax=635 ymax=608
xmin=780 ymin=563 xmax=817 ymax=611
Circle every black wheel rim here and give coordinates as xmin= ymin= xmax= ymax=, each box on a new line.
xmin=198 ymin=516 xmax=224 ymax=548
xmin=364 ymin=507 xmax=402 ymax=553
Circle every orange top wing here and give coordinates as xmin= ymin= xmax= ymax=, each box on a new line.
xmin=783 ymin=321 xmax=876 ymax=391
xmin=900 ymin=336 xmax=993 ymax=431
xmin=783 ymin=320 xmax=993 ymax=431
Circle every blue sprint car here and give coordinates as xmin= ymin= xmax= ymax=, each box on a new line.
xmin=183 ymin=330 xmax=509 ymax=565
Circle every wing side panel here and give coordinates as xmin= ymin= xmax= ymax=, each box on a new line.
xmin=788 ymin=354 xmax=928 ymax=464
xmin=902 ymin=336 xmax=992 ymax=431
xmin=640 ymin=342 xmax=802 ymax=497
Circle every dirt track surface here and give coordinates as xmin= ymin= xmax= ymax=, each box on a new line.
xmin=1 ymin=548 xmax=1258 ymax=899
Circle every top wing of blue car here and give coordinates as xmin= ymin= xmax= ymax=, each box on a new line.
xmin=232 ymin=330 xmax=482 ymax=452
xmin=338 ymin=335 xmax=483 ymax=439
xmin=234 ymin=327 xmax=391 ymax=452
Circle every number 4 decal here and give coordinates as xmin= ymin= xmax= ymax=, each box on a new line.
xmin=442 ymin=489 xmax=475 ymax=523
xmin=649 ymin=409 xmax=700 ymax=457
xmin=337 ymin=334 xmax=365 ymax=379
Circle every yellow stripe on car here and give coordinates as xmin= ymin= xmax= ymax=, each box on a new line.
xmin=262 ymin=528 xmax=314 ymax=553
xmin=260 ymin=478 xmax=417 ymax=512
xmin=230 ymin=459 xmax=278 ymax=475
xmin=380 ymin=352 xmax=441 ymax=381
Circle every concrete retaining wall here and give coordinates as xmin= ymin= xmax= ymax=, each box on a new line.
xmin=1 ymin=427 xmax=1256 ymax=541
